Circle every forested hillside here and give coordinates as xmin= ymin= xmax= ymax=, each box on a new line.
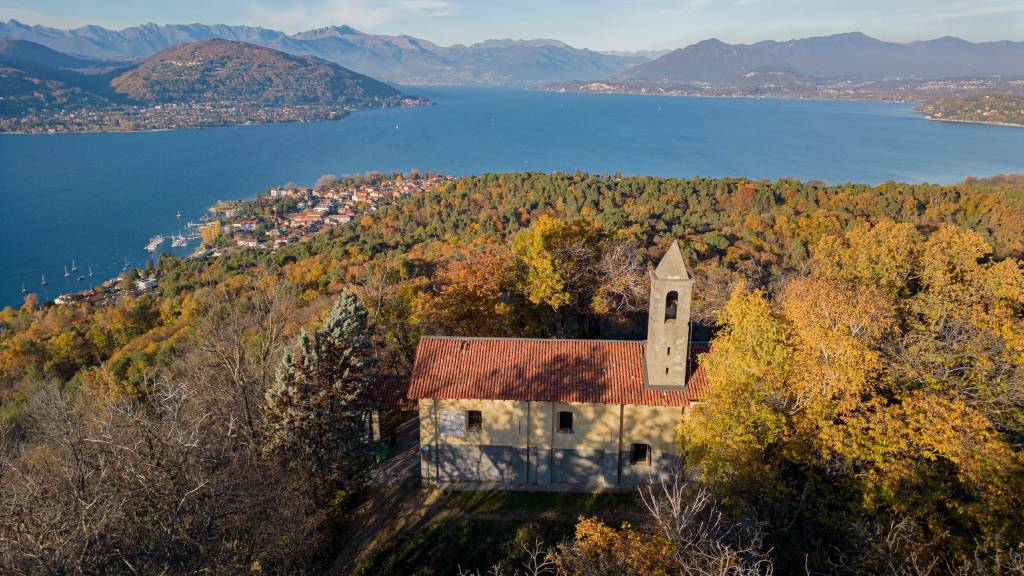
xmin=918 ymin=93 xmax=1024 ymax=126
xmin=110 ymin=39 xmax=399 ymax=106
xmin=1 ymin=172 xmax=1022 ymax=574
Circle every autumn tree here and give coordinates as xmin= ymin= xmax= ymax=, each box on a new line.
xmin=510 ymin=215 xmax=648 ymax=336
xmin=684 ymin=223 xmax=1024 ymax=573
xmin=193 ymin=278 xmax=294 ymax=447
xmin=411 ymin=246 xmax=521 ymax=337
xmin=549 ymin=474 xmax=772 ymax=576
xmin=549 ymin=517 xmax=675 ymax=576
xmin=512 ymin=215 xmax=603 ymax=312
xmin=199 ymin=220 xmax=222 ymax=245
xmin=349 ymin=250 xmax=423 ymax=369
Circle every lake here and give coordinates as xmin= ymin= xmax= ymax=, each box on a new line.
xmin=2 ymin=85 xmax=1024 ymax=307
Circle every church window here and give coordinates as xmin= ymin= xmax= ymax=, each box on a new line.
xmin=630 ymin=443 xmax=651 ymax=465
xmin=467 ymin=410 xmax=482 ymax=433
xmin=558 ymin=411 xmax=574 ymax=433
xmin=665 ymin=291 xmax=678 ymax=321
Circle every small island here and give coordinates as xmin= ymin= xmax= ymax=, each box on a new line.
xmin=0 ymin=38 xmax=427 ymax=133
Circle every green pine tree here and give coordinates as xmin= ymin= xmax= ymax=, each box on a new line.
xmin=263 ymin=291 xmax=375 ymax=491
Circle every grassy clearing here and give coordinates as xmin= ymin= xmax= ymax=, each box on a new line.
xmin=355 ymin=518 xmax=571 ymax=576
xmin=453 ymin=489 xmax=637 ymax=515
xmin=354 ymin=490 xmax=640 ymax=575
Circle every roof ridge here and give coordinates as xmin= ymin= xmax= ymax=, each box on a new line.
xmin=419 ymin=335 xmax=712 ymax=345
xmin=419 ymin=335 xmax=645 ymax=344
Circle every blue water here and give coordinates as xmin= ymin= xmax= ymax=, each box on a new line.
xmin=2 ymin=86 xmax=1024 ymax=307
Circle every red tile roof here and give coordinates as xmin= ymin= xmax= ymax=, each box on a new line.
xmin=287 ymin=211 xmax=325 ymax=222
xmin=367 ymin=374 xmax=416 ymax=412
xmin=408 ymin=337 xmax=708 ymax=408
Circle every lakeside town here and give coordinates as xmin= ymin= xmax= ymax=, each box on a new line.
xmin=193 ymin=170 xmax=452 ymax=255
xmin=41 ymin=172 xmax=452 ymax=308
xmin=545 ymin=75 xmax=1024 ymax=116
xmin=0 ymin=98 xmax=428 ymax=134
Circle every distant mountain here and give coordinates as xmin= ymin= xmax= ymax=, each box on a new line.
xmin=598 ymin=48 xmax=671 ymax=60
xmin=0 ymin=19 xmax=646 ymax=85
xmin=0 ymin=20 xmax=299 ymax=60
xmin=0 ymin=39 xmax=129 ymax=115
xmin=622 ymin=38 xmax=777 ymax=83
xmin=619 ymin=32 xmax=1024 ymax=83
xmin=438 ymin=38 xmax=643 ymax=84
xmin=0 ymin=37 xmax=128 ymax=70
xmin=110 ymin=39 xmax=399 ymax=106
xmin=0 ymin=38 xmax=415 ymax=132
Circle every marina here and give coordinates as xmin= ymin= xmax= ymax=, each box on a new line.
xmin=145 ymin=235 xmax=166 ymax=252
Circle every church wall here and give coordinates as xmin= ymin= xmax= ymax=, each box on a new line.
xmin=418 ymin=399 xmax=436 ymax=482
xmin=528 ymin=399 xmax=553 ymax=484
xmin=419 ymin=398 xmax=685 ymax=490
xmin=619 ymin=404 xmax=684 ymax=485
xmin=550 ymin=401 xmax=620 ymax=487
xmin=419 ymin=398 xmax=529 ymax=483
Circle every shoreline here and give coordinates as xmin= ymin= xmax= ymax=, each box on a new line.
xmin=11 ymin=89 xmax=1021 ymax=134
xmin=0 ymin=99 xmax=430 ymax=136
xmin=920 ymin=115 xmax=1024 ymax=129
xmin=0 ymin=113 xmax=351 ymax=136
xmin=540 ymin=86 xmax=918 ymax=105
xmin=545 ymin=87 xmax=1024 ymax=127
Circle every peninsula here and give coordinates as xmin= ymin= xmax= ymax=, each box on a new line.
xmin=916 ymin=93 xmax=1024 ymax=127
xmin=0 ymin=38 xmax=426 ymax=133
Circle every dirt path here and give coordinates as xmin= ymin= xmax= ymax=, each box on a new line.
xmin=329 ymin=417 xmax=462 ymax=574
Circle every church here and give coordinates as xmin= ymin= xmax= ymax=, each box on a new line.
xmin=406 ymin=241 xmax=706 ymax=490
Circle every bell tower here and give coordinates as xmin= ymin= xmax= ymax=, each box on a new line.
xmin=645 ymin=240 xmax=693 ymax=390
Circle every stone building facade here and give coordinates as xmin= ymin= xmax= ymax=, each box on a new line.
xmin=407 ymin=241 xmax=705 ymax=490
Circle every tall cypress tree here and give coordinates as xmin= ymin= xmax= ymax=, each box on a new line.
xmin=263 ymin=291 xmax=374 ymax=491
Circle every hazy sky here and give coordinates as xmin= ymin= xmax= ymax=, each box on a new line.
xmin=2 ymin=0 xmax=1022 ymax=51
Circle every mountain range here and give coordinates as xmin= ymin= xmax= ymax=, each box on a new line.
xmin=620 ymin=32 xmax=1024 ymax=83
xmin=2 ymin=20 xmax=1023 ymax=87
xmin=0 ymin=19 xmax=646 ymax=85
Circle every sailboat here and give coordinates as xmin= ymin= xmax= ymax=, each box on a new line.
xmin=122 ymin=256 xmax=129 ymax=270
xmin=176 ymin=210 xmax=182 ymax=218
xmin=41 ymin=274 xmax=48 ymax=286
xmin=71 ymin=259 xmax=78 ymax=272
xmin=88 ymin=266 xmax=94 ymax=277
xmin=21 ymin=282 xmax=27 ymax=295
xmin=64 ymin=265 xmax=70 ymax=278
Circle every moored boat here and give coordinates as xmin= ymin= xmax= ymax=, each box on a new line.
xmin=145 ymin=235 xmax=166 ymax=252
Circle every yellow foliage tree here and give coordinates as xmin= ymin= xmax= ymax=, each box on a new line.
xmin=511 ymin=215 xmax=602 ymax=310
xmin=682 ymin=283 xmax=794 ymax=486
xmin=549 ymin=517 xmax=676 ymax=576
xmin=686 ymin=222 xmax=1024 ymax=568
xmin=199 ymin=221 xmax=222 ymax=245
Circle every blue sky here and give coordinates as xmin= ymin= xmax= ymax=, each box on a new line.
xmin=1 ymin=0 xmax=1022 ymax=50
